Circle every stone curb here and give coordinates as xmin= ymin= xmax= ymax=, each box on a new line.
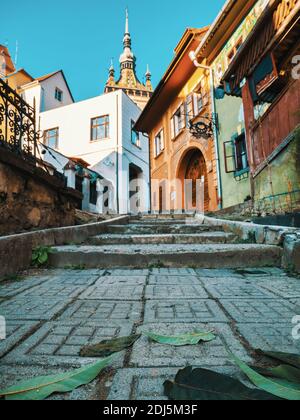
xmin=0 ymin=215 xmax=129 ymax=279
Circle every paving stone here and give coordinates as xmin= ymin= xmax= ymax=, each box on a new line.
xmin=145 ymin=285 xmax=208 ymax=300
xmin=79 ymin=285 xmax=144 ymax=301
xmin=237 ymin=323 xmax=300 ymax=353
xmin=203 ymin=281 xmax=278 ymax=299
xmin=48 ymin=275 xmax=99 ymax=287
xmin=151 ymin=268 xmax=196 ymax=276
xmin=106 ymin=269 xmax=149 ymax=276
xmin=3 ymin=320 xmax=133 ymax=367
xmin=0 ymin=364 xmax=102 ymax=400
xmin=59 ymin=300 xmax=143 ymax=322
xmin=108 ymin=366 xmax=247 ymax=400
xmin=0 ymin=276 xmax=51 ymax=298
xmin=18 ymin=284 xmax=84 ymax=299
xmin=220 ymin=299 xmax=299 ymax=323
xmin=130 ymin=323 xmax=249 ymax=368
xmin=196 ymin=269 xmax=244 ymax=278
xmin=0 ymin=320 xmax=40 ymax=358
xmin=95 ymin=276 xmax=147 ymax=286
xmin=148 ymin=275 xmax=201 ymax=285
xmin=0 ymin=296 xmax=73 ymax=321
xmin=235 ymin=267 xmax=287 ymax=277
xmin=258 ymin=278 xmax=300 ymax=299
xmin=144 ymin=300 xmax=228 ymax=323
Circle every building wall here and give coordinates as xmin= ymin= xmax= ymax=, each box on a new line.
xmin=39 ymin=90 xmax=149 ymax=214
xmin=215 ymin=95 xmax=251 ymax=208
xmin=148 ymin=67 xmax=218 ymax=213
xmin=253 ymin=135 xmax=300 ymax=211
xmin=40 ymin=73 xmax=74 ymax=111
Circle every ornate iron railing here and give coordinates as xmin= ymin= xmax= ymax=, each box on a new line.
xmin=0 ymin=77 xmax=38 ymax=161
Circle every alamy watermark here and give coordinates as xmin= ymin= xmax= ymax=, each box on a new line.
xmin=0 ymin=316 xmax=6 ymax=340
xmin=292 ymin=56 xmax=300 ymax=80
xmin=292 ymin=315 xmax=300 ymax=341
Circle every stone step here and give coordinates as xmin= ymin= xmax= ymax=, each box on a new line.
xmin=49 ymin=244 xmax=282 ymax=269
xmin=88 ymin=232 xmax=238 ymax=245
xmin=106 ymin=224 xmax=224 ymax=235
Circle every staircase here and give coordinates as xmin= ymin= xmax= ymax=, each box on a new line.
xmin=49 ymin=215 xmax=283 ymax=269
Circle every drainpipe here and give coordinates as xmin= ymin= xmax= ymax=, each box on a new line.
xmin=189 ymin=52 xmax=223 ymax=209
xmin=116 ymin=94 xmax=120 ymax=214
xmin=143 ymin=132 xmax=152 ymax=214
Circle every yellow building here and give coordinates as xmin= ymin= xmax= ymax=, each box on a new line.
xmin=135 ymin=28 xmax=219 ymax=213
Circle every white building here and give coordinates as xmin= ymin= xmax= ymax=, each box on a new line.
xmin=39 ymin=89 xmax=150 ymax=214
xmin=7 ymin=10 xmax=152 ymax=215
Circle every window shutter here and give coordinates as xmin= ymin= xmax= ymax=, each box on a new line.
xmin=193 ymin=93 xmax=199 ymax=116
xmin=223 ymin=139 xmax=236 ymax=173
xmin=160 ymin=130 xmax=164 ymax=151
xmin=180 ymin=103 xmax=186 ymax=129
xmin=170 ymin=117 xmax=175 ymax=139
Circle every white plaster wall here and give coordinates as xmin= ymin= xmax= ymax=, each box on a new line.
xmin=40 ymin=72 xmax=74 ymax=111
xmin=38 ymin=90 xmax=150 ymax=214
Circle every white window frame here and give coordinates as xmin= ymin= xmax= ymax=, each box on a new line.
xmin=154 ymin=129 xmax=164 ymax=157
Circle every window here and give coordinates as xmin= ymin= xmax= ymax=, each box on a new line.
xmin=234 ymin=133 xmax=248 ymax=172
xmin=224 ymin=132 xmax=248 ymax=174
xmin=171 ymin=104 xmax=186 ymax=139
xmin=55 ymin=88 xmax=63 ymax=102
xmin=91 ymin=115 xmax=110 ymax=141
xmin=186 ymin=94 xmax=194 ymax=120
xmin=154 ymin=129 xmax=164 ymax=157
xmin=44 ymin=128 xmax=59 ymax=149
xmin=90 ymin=181 xmax=97 ymax=205
xmin=131 ymin=120 xmax=140 ymax=147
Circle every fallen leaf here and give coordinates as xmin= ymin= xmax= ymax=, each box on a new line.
xmin=164 ymin=366 xmax=280 ymax=400
xmin=80 ymin=334 xmax=141 ymax=357
xmin=144 ymin=331 xmax=216 ymax=346
xmin=229 ymin=352 xmax=300 ymax=401
xmin=254 ymin=365 xmax=300 ymax=384
xmin=256 ymin=349 xmax=300 ymax=370
xmin=0 ymin=357 xmax=112 ymax=400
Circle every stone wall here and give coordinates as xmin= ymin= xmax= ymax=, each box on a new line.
xmin=0 ymin=147 xmax=82 ymax=236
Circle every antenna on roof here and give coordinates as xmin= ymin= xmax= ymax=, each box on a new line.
xmin=14 ymin=40 xmax=19 ymax=68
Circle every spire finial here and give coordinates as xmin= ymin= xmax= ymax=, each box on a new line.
xmin=125 ymin=8 xmax=129 ymax=34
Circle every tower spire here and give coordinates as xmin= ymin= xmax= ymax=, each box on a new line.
xmin=125 ymin=8 xmax=129 ymax=34
xmin=120 ymin=8 xmax=135 ymax=70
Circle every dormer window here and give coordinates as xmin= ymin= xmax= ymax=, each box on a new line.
xmin=55 ymin=88 xmax=63 ymax=102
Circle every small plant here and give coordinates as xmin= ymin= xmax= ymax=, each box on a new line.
xmin=31 ymin=246 xmax=53 ymax=267
xmin=64 ymin=264 xmax=87 ymax=271
xmin=148 ymin=261 xmax=166 ymax=269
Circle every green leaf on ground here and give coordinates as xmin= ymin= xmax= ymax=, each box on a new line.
xmin=254 ymin=365 xmax=300 ymax=384
xmin=79 ymin=334 xmax=141 ymax=358
xmin=229 ymin=352 xmax=300 ymax=400
xmin=143 ymin=331 xmax=216 ymax=346
xmin=0 ymin=357 xmax=112 ymax=400
xmin=164 ymin=366 xmax=280 ymax=400
xmin=256 ymin=349 xmax=300 ymax=370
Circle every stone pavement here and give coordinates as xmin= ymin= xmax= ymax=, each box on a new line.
xmin=0 ymin=267 xmax=300 ymax=400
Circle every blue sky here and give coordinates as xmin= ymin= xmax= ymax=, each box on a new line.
xmin=2 ymin=0 xmax=225 ymax=101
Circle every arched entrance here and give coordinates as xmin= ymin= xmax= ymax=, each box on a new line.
xmin=177 ymin=148 xmax=209 ymax=212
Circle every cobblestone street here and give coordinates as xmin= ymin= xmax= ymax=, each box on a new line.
xmin=0 ymin=267 xmax=299 ymax=400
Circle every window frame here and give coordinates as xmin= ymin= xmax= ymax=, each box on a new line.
xmin=55 ymin=87 xmax=63 ymax=102
xmin=44 ymin=127 xmax=59 ymax=149
xmin=171 ymin=104 xmax=186 ymax=140
xmin=154 ymin=129 xmax=164 ymax=158
xmin=223 ymin=131 xmax=249 ymax=175
xmin=131 ymin=120 xmax=141 ymax=148
xmin=90 ymin=115 xmax=110 ymax=142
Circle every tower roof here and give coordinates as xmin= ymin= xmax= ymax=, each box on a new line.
xmin=104 ymin=9 xmax=153 ymax=109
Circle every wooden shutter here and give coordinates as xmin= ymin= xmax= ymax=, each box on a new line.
xmin=193 ymin=93 xmax=199 ymax=116
xmin=160 ymin=130 xmax=164 ymax=151
xmin=180 ymin=103 xmax=186 ymax=129
xmin=170 ymin=116 xmax=175 ymax=139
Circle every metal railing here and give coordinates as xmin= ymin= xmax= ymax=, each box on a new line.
xmin=0 ymin=77 xmax=38 ymax=161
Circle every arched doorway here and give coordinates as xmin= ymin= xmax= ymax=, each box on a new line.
xmin=177 ymin=148 xmax=209 ymax=212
